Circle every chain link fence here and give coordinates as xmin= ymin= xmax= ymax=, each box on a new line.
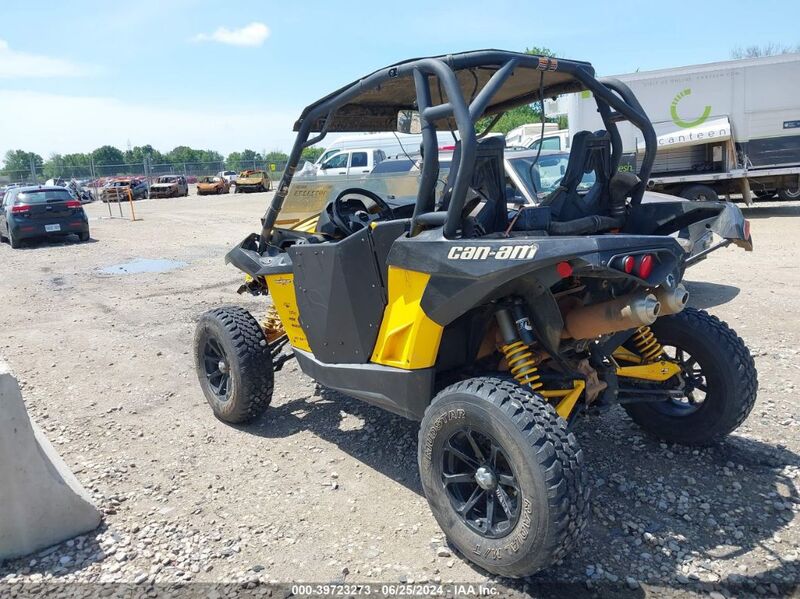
xmin=2 ymin=159 xmax=289 ymax=187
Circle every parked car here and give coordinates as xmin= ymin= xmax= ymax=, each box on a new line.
xmin=100 ymin=178 xmax=149 ymax=202
xmin=235 ymin=170 xmax=271 ymax=193
xmin=217 ymin=170 xmax=238 ymax=185
xmin=0 ymin=185 xmax=90 ymax=248
xmin=149 ymin=175 xmax=188 ymax=198
xmin=197 ymin=175 xmax=230 ymax=195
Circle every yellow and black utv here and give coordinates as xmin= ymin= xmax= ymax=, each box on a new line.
xmin=194 ymin=50 xmax=756 ymax=578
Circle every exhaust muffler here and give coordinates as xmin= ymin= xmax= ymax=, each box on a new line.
xmin=565 ymin=293 xmax=661 ymax=339
xmin=655 ymin=283 xmax=689 ymax=315
xmin=564 ymin=284 xmax=689 ymax=340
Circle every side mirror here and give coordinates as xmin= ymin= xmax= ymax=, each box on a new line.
xmin=397 ymin=110 xmax=421 ymax=134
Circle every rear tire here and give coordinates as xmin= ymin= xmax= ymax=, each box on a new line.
xmin=78 ymin=232 xmax=90 ymax=242
xmin=418 ymin=377 xmax=588 ymax=578
xmin=680 ymin=184 xmax=719 ymax=202
xmin=778 ymin=187 xmax=800 ymax=201
xmin=623 ymin=308 xmax=757 ymax=445
xmin=194 ymin=306 xmax=274 ymax=424
xmin=9 ymin=229 xmax=21 ymax=249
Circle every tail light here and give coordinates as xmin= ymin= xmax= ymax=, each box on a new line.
xmin=743 ymin=219 xmax=751 ymax=240
xmin=621 ymin=255 xmax=635 ymax=274
xmin=11 ymin=204 xmax=30 ymax=214
xmin=637 ymin=254 xmax=655 ymax=279
xmin=556 ymin=261 xmax=573 ymax=278
xmin=66 ymin=200 xmax=82 ymax=209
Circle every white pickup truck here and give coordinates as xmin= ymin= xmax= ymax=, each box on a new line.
xmin=316 ymin=148 xmax=386 ymax=178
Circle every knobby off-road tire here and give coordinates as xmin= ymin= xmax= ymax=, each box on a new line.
xmin=418 ymin=377 xmax=589 ymax=578
xmin=194 ymin=306 xmax=274 ymax=424
xmin=624 ymin=307 xmax=757 ymax=445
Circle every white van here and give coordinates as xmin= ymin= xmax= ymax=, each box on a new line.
xmin=316 ymin=148 xmax=386 ymax=177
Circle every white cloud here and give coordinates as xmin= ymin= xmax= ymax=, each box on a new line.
xmin=0 ymin=39 xmax=98 ymax=78
xmin=191 ymin=22 xmax=270 ymax=47
xmin=0 ymin=90 xmax=297 ymax=157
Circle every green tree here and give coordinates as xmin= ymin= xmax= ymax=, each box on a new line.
xmin=2 ymin=149 xmax=44 ymax=178
xmin=165 ymin=145 xmax=201 ymax=164
xmin=125 ymin=144 xmax=165 ymax=165
xmin=265 ymin=150 xmax=288 ymax=164
xmin=476 ymin=46 xmax=564 ymax=136
xmin=225 ymin=151 xmax=243 ymax=171
xmin=91 ymin=145 xmax=125 ymax=166
xmin=43 ymin=153 xmax=64 ymax=179
xmin=301 ymin=147 xmax=325 ymax=162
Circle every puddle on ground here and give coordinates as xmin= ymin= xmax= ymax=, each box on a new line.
xmin=99 ymin=258 xmax=187 ymax=275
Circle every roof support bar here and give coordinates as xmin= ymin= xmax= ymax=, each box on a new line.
xmin=399 ymin=58 xmax=477 ymax=238
xmin=411 ymin=69 xmax=439 ymax=231
xmin=468 ymin=58 xmax=518 ymax=121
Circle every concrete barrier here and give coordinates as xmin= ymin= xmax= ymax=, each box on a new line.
xmin=0 ymin=361 xmax=102 ymax=560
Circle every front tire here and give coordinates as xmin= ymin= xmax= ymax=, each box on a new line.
xmin=194 ymin=306 xmax=274 ymax=424
xmin=418 ymin=378 xmax=588 ymax=578
xmin=623 ymin=308 xmax=757 ymax=445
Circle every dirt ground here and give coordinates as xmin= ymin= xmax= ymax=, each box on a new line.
xmin=0 ymin=190 xmax=798 ymax=597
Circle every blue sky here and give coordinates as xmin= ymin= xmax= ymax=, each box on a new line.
xmin=0 ymin=0 xmax=797 ymax=157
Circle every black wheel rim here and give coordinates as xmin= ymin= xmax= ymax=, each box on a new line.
xmin=202 ymin=337 xmax=231 ymax=401
xmin=441 ymin=428 xmax=521 ymax=539
xmin=654 ymin=345 xmax=708 ymax=416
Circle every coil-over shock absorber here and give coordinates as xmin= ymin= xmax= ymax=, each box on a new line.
xmin=632 ymin=325 xmax=663 ymax=362
xmin=496 ymin=304 xmax=542 ymax=390
xmin=261 ymin=305 xmax=286 ymax=343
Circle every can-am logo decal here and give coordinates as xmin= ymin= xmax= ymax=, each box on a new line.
xmin=447 ymin=244 xmax=538 ymax=260
xmin=670 ymin=88 xmax=712 ymax=128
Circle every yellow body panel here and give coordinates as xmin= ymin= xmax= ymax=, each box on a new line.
xmin=371 ymin=267 xmax=443 ymax=369
xmin=616 ymin=360 xmax=681 ymax=382
xmin=264 ymin=274 xmax=311 ymax=352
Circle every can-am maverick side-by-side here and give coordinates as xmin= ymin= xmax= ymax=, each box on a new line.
xmin=194 ymin=50 xmax=756 ymax=578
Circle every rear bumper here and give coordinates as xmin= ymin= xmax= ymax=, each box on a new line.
xmin=10 ymin=217 xmax=89 ymax=240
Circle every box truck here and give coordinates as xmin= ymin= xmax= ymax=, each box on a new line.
xmin=560 ymin=53 xmax=800 ymax=202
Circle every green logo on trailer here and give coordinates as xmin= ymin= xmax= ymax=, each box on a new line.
xmin=670 ymin=88 xmax=711 ymax=128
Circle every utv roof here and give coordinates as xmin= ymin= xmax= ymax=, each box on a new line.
xmin=294 ymin=49 xmax=594 ymax=132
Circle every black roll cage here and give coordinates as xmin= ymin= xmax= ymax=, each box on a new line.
xmin=259 ymin=50 xmax=657 ymax=249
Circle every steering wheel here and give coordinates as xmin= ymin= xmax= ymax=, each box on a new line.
xmin=330 ymin=188 xmax=394 ymax=235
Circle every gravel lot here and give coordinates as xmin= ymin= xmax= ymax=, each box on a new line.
xmin=0 ymin=191 xmax=798 ymax=596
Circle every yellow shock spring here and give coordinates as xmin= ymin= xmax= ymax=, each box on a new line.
xmin=501 ymin=340 xmax=543 ymax=390
xmin=633 ymin=325 xmax=663 ymax=362
xmin=261 ymin=305 xmax=286 ymax=342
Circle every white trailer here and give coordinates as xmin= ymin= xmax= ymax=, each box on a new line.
xmin=563 ymin=53 xmax=800 ymax=202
